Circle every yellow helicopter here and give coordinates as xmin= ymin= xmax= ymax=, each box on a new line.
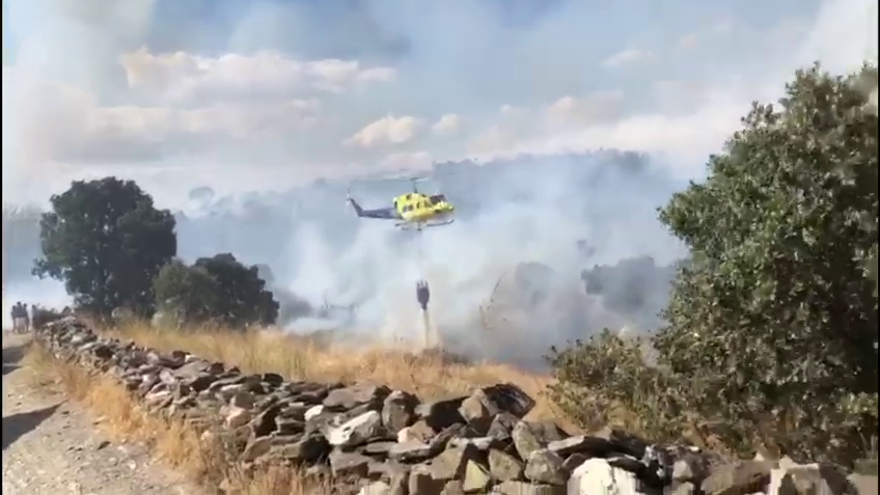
xmin=347 ymin=177 xmax=456 ymax=231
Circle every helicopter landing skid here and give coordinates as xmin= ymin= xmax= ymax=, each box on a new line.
xmin=396 ymin=218 xmax=455 ymax=231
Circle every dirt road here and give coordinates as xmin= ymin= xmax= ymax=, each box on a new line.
xmin=2 ymin=334 xmax=202 ymax=495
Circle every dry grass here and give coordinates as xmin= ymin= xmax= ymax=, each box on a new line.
xmin=25 ymin=345 xmax=338 ymax=495
xmin=108 ymin=320 xmax=575 ymax=429
xmin=22 ymin=319 xmax=580 ymax=493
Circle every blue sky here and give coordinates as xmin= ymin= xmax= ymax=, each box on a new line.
xmin=2 ymin=0 xmax=877 ymax=207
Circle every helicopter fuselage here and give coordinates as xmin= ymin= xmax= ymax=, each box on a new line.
xmin=393 ymin=192 xmax=454 ymax=223
xmin=347 ymin=184 xmax=456 ymax=230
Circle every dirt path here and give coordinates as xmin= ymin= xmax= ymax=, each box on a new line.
xmin=2 ymin=333 xmax=203 ymax=495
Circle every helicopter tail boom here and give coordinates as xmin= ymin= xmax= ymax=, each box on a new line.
xmin=347 ymin=195 xmax=399 ymax=220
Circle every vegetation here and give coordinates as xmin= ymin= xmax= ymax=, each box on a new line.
xmin=32 ymin=178 xmax=278 ymax=328
xmin=549 ymin=63 xmax=879 ymax=466
xmin=154 ymin=254 xmax=280 ymax=327
xmin=33 ymin=178 xmax=177 ymax=317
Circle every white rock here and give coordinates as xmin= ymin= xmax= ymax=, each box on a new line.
xmin=305 ymin=405 xmax=324 ymax=422
xmin=568 ymin=457 xmax=646 ymax=495
xmin=327 ymin=411 xmax=382 ymax=448
xmin=358 ymin=481 xmax=391 ymax=495
xmin=224 ymin=406 xmax=251 ymax=429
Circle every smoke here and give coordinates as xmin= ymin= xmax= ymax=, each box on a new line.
xmin=3 ymin=0 xmax=876 ymax=368
xmin=3 ymin=153 xmax=688 ymax=368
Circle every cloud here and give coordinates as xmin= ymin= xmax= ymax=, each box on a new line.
xmin=602 ymin=48 xmax=652 ymax=68
xmin=2 ymin=0 xmax=877 ymax=207
xmin=542 ymin=91 xmax=625 ymax=128
xmin=432 ymin=114 xmax=462 ymax=135
xmin=344 ymin=115 xmax=424 ymax=148
xmin=3 ymin=66 xmax=322 ymax=165
xmin=121 ymin=48 xmax=396 ymax=103
xmin=678 ymin=33 xmax=699 ymax=49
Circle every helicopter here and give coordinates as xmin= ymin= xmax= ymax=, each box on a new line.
xmin=347 ymin=177 xmax=456 ymax=231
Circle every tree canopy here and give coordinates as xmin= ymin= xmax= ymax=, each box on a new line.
xmin=33 ymin=177 xmax=177 ymax=317
xmin=153 ymin=253 xmax=280 ymax=328
xmin=549 ymin=62 xmax=878 ymax=466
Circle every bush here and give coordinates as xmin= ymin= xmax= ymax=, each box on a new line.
xmin=549 ymin=62 xmax=878 ymax=466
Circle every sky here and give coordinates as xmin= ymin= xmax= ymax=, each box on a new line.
xmin=2 ymin=0 xmax=877 ymax=209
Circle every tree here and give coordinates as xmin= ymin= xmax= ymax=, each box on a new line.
xmin=153 ymin=254 xmax=280 ymax=328
xmin=33 ymin=177 xmax=177 ymax=317
xmin=153 ymin=259 xmax=221 ymax=325
xmin=548 ymin=62 xmax=878 ymax=466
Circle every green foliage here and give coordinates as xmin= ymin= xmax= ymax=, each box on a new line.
xmin=33 ymin=177 xmax=177 ymax=317
xmin=153 ymin=254 xmax=280 ymax=328
xmin=153 ymin=259 xmax=222 ymax=325
xmin=549 ymin=62 xmax=878 ymax=466
xmin=546 ymin=330 xmax=689 ymax=441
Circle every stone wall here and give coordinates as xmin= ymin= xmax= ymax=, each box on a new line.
xmin=34 ymin=317 xmax=859 ymax=495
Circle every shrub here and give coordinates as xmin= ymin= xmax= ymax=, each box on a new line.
xmin=549 ymin=62 xmax=878 ymax=466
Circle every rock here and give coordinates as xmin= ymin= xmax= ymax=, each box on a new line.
xmin=458 ymin=394 xmax=493 ymax=434
xmin=671 ymin=481 xmax=697 ymax=495
xmin=494 ymin=481 xmax=566 ymax=495
xmin=562 ymin=453 xmax=588 ymax=473
xmin=512 ymin=421 xmax=565 ymax=460
xmin=249 ymin=403 xmax=282 ymax=437
xmin=416 ymin=397 xmax=467 ymax=430
xmin=700 ymin=460 xmax=775 ymax=495
xmin=327 ymin=410 xmax=384 ymax=449
xmin=261 ymin=433 xmax=330 ymax=464
xmin=241 ymin=435 xmax=273 ymax=462
xmin=230 ymin=391 xmax=255 ymax=409
xmin=225 ymin=406 xmax=251 ymax=428
xmin=474 ymin=383 xmax=536 ymax=418
xmin=429 ymin=444 xmax=480 ymax=481
xmin=449 ymin=436 xmax=500 ymax=451
xmin=487 ymin=412 xmax=519 ymax=442
xmin=586 ymin=425 xmax=649 ymax=459
xmin=489 ymin=448 xmax=525 ymax=481
xmin=34 ymin=317 xmax=853 ymax=495
xmin=398 ymin=420 xmax=434 ymax=443
xmin=329 ymin=450 xmax=372 ymax=477
xmin=359 ymin=481 xmax=391 ymax=495
xmin=525 ymin=449 xmax=567 ymax=486
xmin=462 ymin=459 xmax=491 ymax=493
xmin=408 ymin=464 xmax=446 ymax=494
xmin=768 ymin=457 xmax=855 ymax=495
xmin=548 ymin=434 xmax=616 ymax=457
xmin=569 ymin=457 xmax=648 ymax=495
xmin=389 ymin=441 xmax=436 ymax=463
xmin=324 ymin=384 xmax=391 ymax=411
xmin=382 ymin=390 xmax=419 ymax=435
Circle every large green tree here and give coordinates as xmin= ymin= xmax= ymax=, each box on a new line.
xmin=153 ymin=253 xmax=280 ymax=328
xmin=548 ymin=63 xmax=878 ymax=466
xmin=33 ymin=177 xmax=177 ymax=317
